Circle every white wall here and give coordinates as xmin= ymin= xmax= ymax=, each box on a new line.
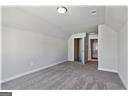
xmin=98 ymin=24 xmax=118 ymax=73
xmin=2 ymin=26 xmax=68 ymax=82
xmin=68 ymin=33 xmax=86 ymax=64
xmin=100 ymin=6 xmax=128 ymax=89
xmin=118 ymin=22 xmax=128 ymax=89
xmin=88 ymin=34 xmax=98 ymax=61
xmin=117 ymin=7 xmax=128 ymax=89
xmin=68 ymin=37 xmax=74 ymax=61
xmin=105 ymin=6 xmax=127 ymax=32
xmin=2 ymin=7 xmax=68 ymax=82
xmin=79 ymin=38 xmax=83 ymax=62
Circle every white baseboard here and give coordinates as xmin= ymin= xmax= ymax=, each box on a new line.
xmin=98 ymin=67 xmax=118 ymax=73
xmin=99 ymin=67 xmax=127 ymax=89
xmin=2 ymin=60 xmax=67 ymax=83
xmin=118 ymin=72 xmax=128 ymax=89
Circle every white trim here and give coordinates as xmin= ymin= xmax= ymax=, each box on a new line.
xmin=2 ymin=60 xmax=67 ymax=83
xmin=118 ymin=72 xmax=127 ymax=89
xmin=98 ymin=67 xmax=118 ymax=73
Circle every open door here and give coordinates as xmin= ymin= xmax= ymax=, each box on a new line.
xmin=74 ymin=38 xmax=80 ymax=61
xmin=74 ymin=38 xmax=84 ymax=63
xmin=91 ymin=39 xmax=98 ymax=59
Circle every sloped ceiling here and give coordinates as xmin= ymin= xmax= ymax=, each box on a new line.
xmin=2 ymin=6 xmax=105 ymax=39
xmin=105 ymin=6 xmax=127 ymax=32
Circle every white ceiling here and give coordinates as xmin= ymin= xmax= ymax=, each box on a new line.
xmin=105 ymin=6 xmax=127 ymax=32
xmin=2 ymin=6 xmax=105 ymax=38
xmin=21 ymin=6 xmax=105 ymax=32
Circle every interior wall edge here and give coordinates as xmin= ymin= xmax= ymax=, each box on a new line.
xmin=98 ymin=24 xmax=118 ymax=74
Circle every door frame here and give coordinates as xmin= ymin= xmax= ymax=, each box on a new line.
xmin=90 ymin=39 xmax=98 ymax=59
xmin=74 ymin=38 xmax=80 ymax=61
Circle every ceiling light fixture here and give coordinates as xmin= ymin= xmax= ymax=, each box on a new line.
xmin=57 ymin=6 xmax=67 ymax=14
xmin=91 ymin=10 xmax=97 ymax=15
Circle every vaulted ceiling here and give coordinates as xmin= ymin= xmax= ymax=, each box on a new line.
xmin=2 ymin=6 xmax=105 ymax=39
xmin=105 ymin=6 xmax=127 ymax=32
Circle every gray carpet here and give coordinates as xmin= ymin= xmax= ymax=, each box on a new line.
xmin=2 ymin=61 xmax=126 ymax=90
xmin=0 ymin=92 xmax=12 ymax=96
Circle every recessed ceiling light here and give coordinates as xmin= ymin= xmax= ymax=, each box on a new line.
xmin=57 ymin=6 xmax=67 ymax=14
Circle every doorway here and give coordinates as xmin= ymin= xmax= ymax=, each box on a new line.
xmin=74 ymin=38 xmax=83 ymax=63
xmin=90 ymin=39 xmax=98 ymax=59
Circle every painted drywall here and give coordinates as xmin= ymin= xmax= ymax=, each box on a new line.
xmin=104 ymin=6 xmax=128 ymax=89
xmin=2 ymin=7 xmax=68 ymax=82
xmin=98 ymin=24 xmax=118 ymax=73
xmin=68 ymin=33 xmax=86 ymax=64
xmin=2 ymin=7 xmax=71 ymax=39
xmin=88 ymin=34 xmax=98 ymax=61
xmin=117 ymin=9 xmax=127 ymax=89
xmin=2 ymin=26 xmax=68 ymax=82
xmin=21 ymin=6 xmax=105 ymax=34
xmin=105 ymin=6 xmax=127 ymax=32
xmin=117 ymin=22 xmax=128 ymax=89
xmin=117 ymin=7 xmax=128 ymax=89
